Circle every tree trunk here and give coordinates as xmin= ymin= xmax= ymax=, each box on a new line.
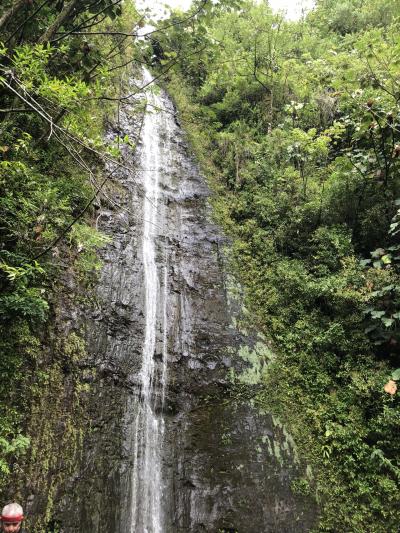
xmin=0 ymin=0 xmax=27 ymax=32
xmin=38 ymin=0 xmax=79 ymax=43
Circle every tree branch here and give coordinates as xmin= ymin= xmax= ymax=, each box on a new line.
xmin=50 ymin=0 xmax=123 ymax=43
xmin=4 ymin=76 xmax=149 ymax=196
xmin=86 ymin=35 xmax=129 ymax=77
xmin=87 ymin=45 xmax=206 ymax=102
xmin=253 ymin=38 xmax=269 ymax=92
xmin=0 ymin=0 xmax=27 ymax=33
xmin=56 ymin=0 xmax=208 ymax=40
xmin=0 ymin=107 xmax=34 ymax=113
xmin=5 ymin=0 xmax=52 ymax=45
xmin=38 ymin=0 xmax=80 ymax=44
xmin=28 ymin=104 xmax=149 ymax=264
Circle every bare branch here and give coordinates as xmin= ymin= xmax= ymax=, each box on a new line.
xmin=102 ymin=57 xmax=141 ymax=76
xmin=5 ymin=0 xmax=52 ymax=44
xmin=88 ymin=45 xmax=206 ymax=102
xmin=4 ymin=76 xmax=155 ymax=204
xmin=1 ymin=81 xmax=148 ymax=265
xmin=253 ymin=38 xmax=269 ymax=92
xmin=38 ymin=0 xmax=80 ymax=44
xmin=56 ymin=0 xmax=208 ymax=40
xmin=0 ymin=107 xmax=34 ymax=113
xmin=50 ymin=0 xmax=123 ymax=44
xmin=57 ymin=30 xmax=142 ymax=36
xmin=86 ymin=35 xmax=129 ymax=77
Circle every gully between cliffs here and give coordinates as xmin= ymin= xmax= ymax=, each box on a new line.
xmin=58 ymin=71 xmax=316 ymax=533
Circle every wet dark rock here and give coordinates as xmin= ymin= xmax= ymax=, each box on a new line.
xmin=56 ymin=80 xmax=317 ymax=533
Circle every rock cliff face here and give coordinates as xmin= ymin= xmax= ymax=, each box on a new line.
xmin=58 ymin=74 xmax=316 ymax=532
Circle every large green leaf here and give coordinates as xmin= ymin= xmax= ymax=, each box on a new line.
xmin=392 ymin=368 xmax=400 ymax=380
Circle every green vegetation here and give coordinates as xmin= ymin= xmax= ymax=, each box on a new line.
xmin=0 ymin=0 xmax=142 ymax=525
xmin=153 ymin=0 xmax=400 ymax=530
xmin=2 ymin=0 xmax=400 ymax=529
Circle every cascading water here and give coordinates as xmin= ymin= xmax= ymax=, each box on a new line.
xmin=58 ymin=65 xmax=317 ymax=533
xmin=128 ymin=69 xmax=169 ymax=533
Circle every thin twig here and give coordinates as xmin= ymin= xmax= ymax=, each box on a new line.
xmin=59 ymin=0 xmax=208 ymax=40
xmin=5 ymin=75 xmax=158 ymax=206
xmin=0 ymin=107 xmax=34 ymax=113
xmin=5 ymin=0 xmax=52 ymax=44
xmin=50 ymin=0 xmax=123 ymax=43
xmin=88 ymin=45 xmax=206 ymax=102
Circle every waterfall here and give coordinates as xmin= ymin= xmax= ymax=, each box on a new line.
xmin=128 ymin=69 xmax=169 ymax=533
xmin=59 ymin=65 xmax=317 ymax=533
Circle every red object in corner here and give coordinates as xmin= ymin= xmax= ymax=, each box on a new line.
xmin=1 ymin=514 xmax=24 ymax=523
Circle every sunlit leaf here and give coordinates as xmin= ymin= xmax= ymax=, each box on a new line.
xmin=384 ymin=379 xmax=397 ymax=395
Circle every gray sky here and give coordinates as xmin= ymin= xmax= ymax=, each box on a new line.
xmin=269 ymin=0 xmax=315 ymax=19
xmin=137 ymin=0 xmax=315 ymax=20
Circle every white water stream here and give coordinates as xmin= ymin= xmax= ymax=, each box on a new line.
xmin=61 ymin=60 xmax=317 ymax=533
xmin=128 ymin=69 xmax=170 ymax=533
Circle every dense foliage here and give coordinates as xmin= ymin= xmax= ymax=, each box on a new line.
xmin=2 ymin=0 xmax=400 ymax=529
xmin=0 ymin=0 xmax=141 ymax=505
xmin=154 ymin=0 xmax=400 ymax=530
